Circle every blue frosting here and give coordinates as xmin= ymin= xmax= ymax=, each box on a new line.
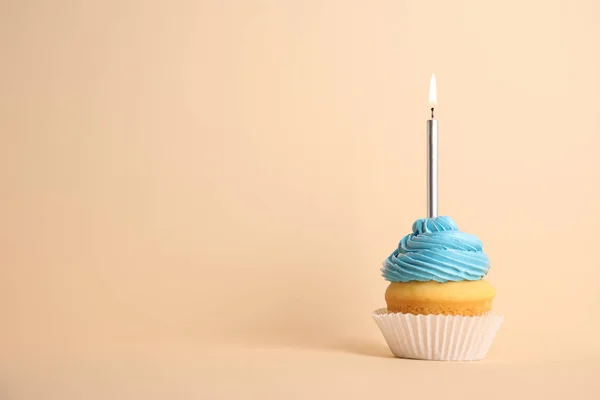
xmin=381 ymin=216 xmax=490 ymax=282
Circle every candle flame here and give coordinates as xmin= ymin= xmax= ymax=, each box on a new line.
xmin=429 ymin=73 xmax=437 ymax=107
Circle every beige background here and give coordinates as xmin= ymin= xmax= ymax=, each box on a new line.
xmin=1 ymin=0 xmax=600 ymax=398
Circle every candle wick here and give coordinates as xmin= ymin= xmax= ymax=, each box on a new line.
xmin=431 ymin=107 xmax=435 ymax=119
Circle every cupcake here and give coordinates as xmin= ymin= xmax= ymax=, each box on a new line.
xmin=372 ymin=216 xmax=503 ymax=361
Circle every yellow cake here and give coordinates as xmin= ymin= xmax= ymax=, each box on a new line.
xmin=385 ymin=279 xmax=495 ymax=316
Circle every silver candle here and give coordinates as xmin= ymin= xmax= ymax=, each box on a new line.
xmin=427 ymin=74 xmax=438 ymax=218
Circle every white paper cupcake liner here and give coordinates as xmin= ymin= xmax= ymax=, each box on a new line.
xmin=372 ymin=308 xmax=503 ymax=361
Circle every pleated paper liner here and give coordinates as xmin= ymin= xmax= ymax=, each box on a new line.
xmin=372 ymin=309 xmax=503 ymax=361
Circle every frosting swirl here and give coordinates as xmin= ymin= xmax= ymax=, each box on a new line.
xmin=381 ymin=216 xmax=490 ymax=282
